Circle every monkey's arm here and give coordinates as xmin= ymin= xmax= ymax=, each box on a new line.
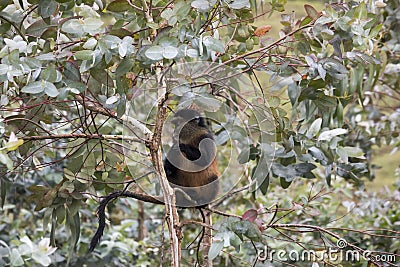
xmin=179 ymin=143 xmax=200 ymax=160
xmin=179 ymin=133 xmax=216 ymax=168
xmin=164 ymin=154 xmax=178 ymax=178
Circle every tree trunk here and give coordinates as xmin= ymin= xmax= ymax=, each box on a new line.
xmin=150 ymin=99 xmax=182 ymax=267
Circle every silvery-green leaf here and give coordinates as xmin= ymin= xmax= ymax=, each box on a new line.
xmin=44 ymin=82 xmax=59 ymax=97
xmin=163 ymin=46 xmax=178 ymax=59
xmin=306 ymin=118 xmax=322 ymax=138
xmin=106 ymin=95 xmax=119 ymax=105
xmin=318 ymin=128 xmax=348 ymax=141
xmin=145 ymin=46 xmax=164 ymax=61
xmin=21 ymin=81 xmax=45 ymax=94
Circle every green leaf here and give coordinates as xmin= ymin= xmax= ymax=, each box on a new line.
xmin=238 ymin=147 xmax=250 ymax=164
xmin=267 ymin=96 xmax=280 ymax=108
xmin=0 ymin=64 xmax=8 ymax=75
xmin=145 ymin=46 xmax=164 ymax=61
xmin=65 ymin=211 xmax=80 ymax=262
xmin=44 ymin=82 xmax=59 ymax=97
xmin=321 ymin=58 xmax=348 ymax=75
xmin=41 ymin=65 xmax=58 ymax=82
xmin=208 ymin=240 xmax=223 ymax=260
xmin=354 ymin=2 xmax=367 ymax=20
xmin=272 ymin=163 xmax=297 ymax=181
xmin=194 ymin=95 xmax=221 ymax=110
xmin=0 ymin=152 xmax=13 ymax=170
xmin=229 ymin=219 xmax=262 ymax=242
xmin=191 ymin=0 xmax=216 ymax=12
xmin=68 ymin=199 xmax=81 ymax=216
xmin=21 ymin=81 xmax=45 ymax=94
xmin=203 ymin=36 xmax=225 ymax=53
xmin=280 ymin=176 xmax=291 ymax=188
xmin=171 ymin=84 xmax=190 ymax=96
xmin=107 ymin=0 xmax=133 ymax=12
xmin=369 ymin=24 xmax=382 ymax=38
xmin=106 ymin=95 xmax=119 ymax=105
xmin=0 ymin=0 xmax=13 ymax=10
xmin=308 ymin=146 xmax=329 ymax=165
xmin=38 ymin=0 xmax=58 ymax=18
xmin=163 ymin=46 xmax=178 ymax=59
xmin=56 ymin=205 xmax=66 ymax=223
xmin=64 ymin=62 xmax=81 ymax=82
xmin=82 ymin=17 xmax=103 ymax=34
xmin=26 ymin=19 xmax=54 ymax=37
xmin=61 ymin=19 xmax=83 ymax=35
xmin=115 ymin=57 xmax=134 ymax=76
xmin=337 ymin=146 xmax=348 ymax=163
xmin=83 ymin=37 xmax=97 ymax=49
xmin=317 ymin=64 xmax=326 ymax=80
xmin=288 ymin=83 xmax=299 ymax=105
xmin=215 ymin=130 xmax=229 ymax=146
xmin=228 ymin=0 xmax=250 ymax=9
xmin=10 ymin=248 xmax=24 ymax=266
xmin=304 ymin=4 xmax=319 ymax=19
xmin=5 ymin=132 xmax=24 ymax=151
xmin=318 ymin=128 xmax=348 ymax=141
xmin=90 ymin=69 xmax=114 ymax=87
xmin=306 ymin=118 xmax=322 ymax=139
xmin=270 ymin=0 xmax=286 ymax=12
xmin=294 ymin=163 xmax=317 ymax=178
xmin=300 ymin=16 xmax=313 ymax=27
xmin=186 ymin=48 xmax=199 ymax=58
xmin=315 ymin=95 xmax=337 ymax=109
xmin=340 ymin=146 xmax=364 ymax=158
xmin=74 ymin=50 xmax=94 ymax=60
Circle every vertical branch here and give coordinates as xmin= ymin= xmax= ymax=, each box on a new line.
xmin=137 ymin=201 xmax=146 ymax=240
xmin=201 ymin=211 xmax=212 ymax=267
xmin=140 ymin=0 xmax=157 ymax=38
xmin=148 ymin=91 xmax=182 ymax=266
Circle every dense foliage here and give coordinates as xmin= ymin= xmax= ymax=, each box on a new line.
xmin=0 ymin=0 xmax=398 ymax=266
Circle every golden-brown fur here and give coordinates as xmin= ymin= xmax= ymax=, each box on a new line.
xmin=164 ymin=109 xmax=219 ymax=206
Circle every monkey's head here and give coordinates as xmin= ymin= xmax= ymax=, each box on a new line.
xmin=171 ymin=109 xmax=209 ymax=144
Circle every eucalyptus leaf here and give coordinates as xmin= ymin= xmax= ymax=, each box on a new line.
xmin=61 ymin=19 xmax=84 ymax=35
xmin=306 ymin=118 xmax=322 ymax=139
xmin=318 ymin=128 xmax=348 ymax=141
xmin=203 ymin=37 xmax=225 ymax=53
xmin=191 ymin=0 xmax=215 ymax=12
xmin=44 ymin=82 xmax=59 ymax=97
xmin=115 ymin=58 xmax=134 ymax=76
xmin=21 ymin=81 xmax=45 ymax=94
xmin=38 ymin=0 xmax=58 ymax=18
xmin=145 ymin=46 xmax=164 ymax=61
xmin=228 ymin=0 xmax=250 ymax=9
xmin=304 ymin=4 xmax=319 ymax=19
xmin=163 ymin=46 xmax=179 ymax=59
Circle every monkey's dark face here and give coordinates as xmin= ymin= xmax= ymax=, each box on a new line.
xmin=171 ymin=109 xmax=209 ymax=144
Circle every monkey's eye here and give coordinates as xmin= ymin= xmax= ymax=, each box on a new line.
xmin=194 ymin=117 xmax=200 ymax=124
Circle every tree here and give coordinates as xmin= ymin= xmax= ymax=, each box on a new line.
xmin=0 ymin=0 xmax=398 ymax=266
